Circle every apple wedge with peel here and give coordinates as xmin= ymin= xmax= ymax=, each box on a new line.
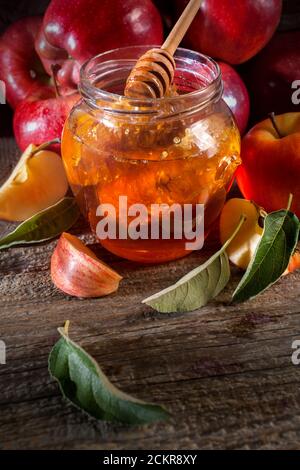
xmin=51 ymin=233 xmax=122 ymax=298
xmin=0 ymin=141 xmax=68 ymax=222
xmin=220 ymin=198 xmax=264 ymax=270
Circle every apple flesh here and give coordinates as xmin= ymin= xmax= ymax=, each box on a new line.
xmin=242 ymin=31 xmax=300 ymax=121
xmin=284 ymin=251 xmax=300 ymax=276
xmin=174 ymin=0 xmax=282 ymax=64
xmin=236 ymin=112 xmax=300 ymax=217
xmin=219 ymin=62 xmax=250 ymax=135
xmin=35 ymin=0 xmax=164 ymax=88
xmin=0 ymin=143 xmax=68 ymax=222
xmin=0 ymin=17 xmax=51 ymax=109
xmin=51 ymin=232 xmax=122 ymax=298
xmin=13 ymin=88 xmax=79 ymax=152
xmin=220 ymin=198 xmax=263 ymax=270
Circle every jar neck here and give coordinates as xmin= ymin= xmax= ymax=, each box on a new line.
xmin=79 ymin=46 xmax=223 ymax=119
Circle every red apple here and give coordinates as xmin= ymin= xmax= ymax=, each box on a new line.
xmin=174 ymin=0 xmax=282 ymax=64
xmin=35 ymin=0 xmax=163 ymax=88
xmin=13 ymin=87 xmax=79 ymax=153
xmin=242 ymin=31 xmax=300 ymax=121
xmin=0 ymin=17 xmax=51 ymax=109
xmin=236 ymin=112 xmax=300 ymax=217
xmin=219 ymin=62 xmax=250 ymax=135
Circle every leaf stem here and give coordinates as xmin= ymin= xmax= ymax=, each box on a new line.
xmin=287 ymin=193 xmax=293 ymax=212
xmin=64 ymin=320 xmax=70 ymax=336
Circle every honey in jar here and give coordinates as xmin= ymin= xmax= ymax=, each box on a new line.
xmin=62 ymin=46 xmax=241 ymax=263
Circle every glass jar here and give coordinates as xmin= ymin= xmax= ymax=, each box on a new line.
xmin=62 ymin=46 xmax=241 ymax=263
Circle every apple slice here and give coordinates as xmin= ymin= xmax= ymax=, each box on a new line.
xmin=284 ymin=250 xmax=300 ymax=276
xmin=220 ymin=198 xmax=264 ymax=270
xmin=0 ymin=141 xmax=68 ymax=221
xmin=51 ymin=232 xmax=122 ymax=298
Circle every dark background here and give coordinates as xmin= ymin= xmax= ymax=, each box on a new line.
xmin=0 ymin=0 xmax=50 ymax=32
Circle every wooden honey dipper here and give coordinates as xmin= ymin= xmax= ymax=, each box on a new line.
xmin=125 ymin=0 xmax=202 ymax=99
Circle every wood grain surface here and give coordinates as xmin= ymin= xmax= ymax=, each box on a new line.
xmin=0 ymin=138 xmax=300 ymax=450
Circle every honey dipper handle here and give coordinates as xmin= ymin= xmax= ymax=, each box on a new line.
xmin=162 ymin=0 xmax=202 ymax=56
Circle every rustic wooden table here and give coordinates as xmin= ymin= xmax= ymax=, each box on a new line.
xmin=1 ymin=138 xmax=300 ymax=450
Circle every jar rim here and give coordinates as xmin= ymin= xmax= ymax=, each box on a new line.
xmin=79 ymin=45 xmax=223 ymax=116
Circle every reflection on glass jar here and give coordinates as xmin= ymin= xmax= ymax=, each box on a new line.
xmin=62 ymin=46 xmax=241 ymax=263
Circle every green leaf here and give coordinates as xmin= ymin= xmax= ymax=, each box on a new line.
xmin=142 ymin=216 xmax=246 ymax=313
xmin=49 ymin=323 xmax=170 ymax=425
xmin=0 ymin=198 xmax=80 ymax=250
xmin=232 ymin=208 xmax=300 ymax=303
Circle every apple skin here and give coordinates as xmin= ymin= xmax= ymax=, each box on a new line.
xmin=219 ymin=62 xmax=250 ymax=135
xmin=0 ymin=17 xmax=51 ymax=109
xmin=242 ymin=31 xmax=300 ymax=121
xmin=13 ymin=88 xmax=79 ymax=153
xmin=35 ymin=0 xmax=164 ymax=88
xmin=236 ymin=112 xmax=300 ymax=217
xmin=174 ymin=0 xmax=282 ymax=64
xmin=51 ymin=232 xmax=122 ymax=298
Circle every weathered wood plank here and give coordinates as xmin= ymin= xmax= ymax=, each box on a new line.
xmin=0 ymin=137 xmax=300 ymax=450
